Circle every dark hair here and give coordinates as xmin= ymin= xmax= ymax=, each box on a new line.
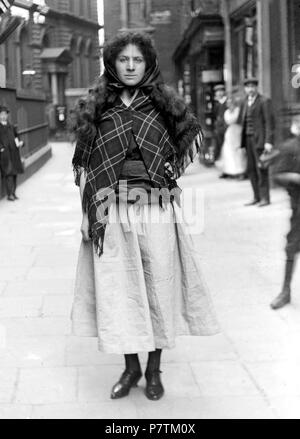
xmin=103 ymin=31 xmax=157 ymax=72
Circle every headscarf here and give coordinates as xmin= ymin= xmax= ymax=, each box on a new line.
xmin=104 ymin=58 xmax=162 ymax=95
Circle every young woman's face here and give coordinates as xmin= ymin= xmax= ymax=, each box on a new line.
xmin=115 ymin=44 xmax=146 ymax=86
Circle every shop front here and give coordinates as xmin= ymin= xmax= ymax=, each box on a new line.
xmin=173 ymin=13 xmax=224 ymax=164
xmin=222 ymin=0 xmax=300 ymax=140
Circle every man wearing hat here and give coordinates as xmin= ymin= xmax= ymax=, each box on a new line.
xmin=0 ymin=105 xmax=24 ymax=201
xmin=239 ymin=77 xmax=275 ymax=207
xmin=213 ymin=83 xmax=227 ymax=163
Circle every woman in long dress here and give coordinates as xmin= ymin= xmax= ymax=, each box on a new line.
xmin=71 ymin=32 xmax=219 ymax=401
xmin=216 ymin=96 xmax=247 ymax=178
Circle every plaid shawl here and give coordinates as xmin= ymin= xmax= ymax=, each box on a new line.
xmin=73 ymin=90 xmax=181 ymax=256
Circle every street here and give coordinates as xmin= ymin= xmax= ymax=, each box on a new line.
xmin=0 ymin=142 xmax=300 ymax=419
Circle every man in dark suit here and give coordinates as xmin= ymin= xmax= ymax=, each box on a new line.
xmin=239 ymin=78 xmax=275 ymax=207
xmin=213 ymin=84 xmax=227 ymax=163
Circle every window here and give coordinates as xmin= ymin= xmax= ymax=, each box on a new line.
xmin=86 ymin=0 xmax=92 ymax=19
xmin=69 ymin=0 xmax=75 ymax=13
xmin=19 ymin=27 xmax=33 ymax=89
xmin=78 ymin=39 xmax=85 ymax=86
xmin=127 ymin=0 xmax=146 ymax=27
xmin=79 ymin=0 xmax=84 ymax=17
xmin=69 ymin=37 xmax=77 ymax=87
xmin=289 ymin=0 xmax=300 ymax=63
xmin=4 ymin=36 xmax=14 ymax=84
xmin=42 ymin=33 xmax=50 ymax=48
xmin=85 ymin=40 xmax=94 ymax=84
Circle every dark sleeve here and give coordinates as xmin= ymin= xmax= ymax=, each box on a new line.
xmin=273 ymin=141 xmax=299 ymax=174
xmin=262 ymin=98 xmax=275 ymax=144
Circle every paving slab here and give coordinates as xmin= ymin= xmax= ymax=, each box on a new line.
xmin=42 ymin=295 xmax=73 ymax=317
xmin=65 ymin=337 xmax=124 ymax=366
xmin=0 ymin=368 xmax=18 ymax=403
xmin=0 ymin=317 xmax=71 ymax=337
xmin=270 ymin=397 xmax=300 ymax=419
xmin=0 ymin=283 xmax=7 ymax=295
xmin=190 ymin=361 xmax=261 ymax=397
xmin=15 ymin=367 xmax=77 ymax=404
xmin=0 ymin=297 xmax=43 ymax=318
xmin=135 ymin=395 xmax=276 ymax=419
xmin=2 ymin=279 xmax=74 ymax=297
xmin=0 ymin=404 xmax=32 ymax=419
xmin=162 ymin=334 xmax=237 ymax=363
xmin=0 ymin=336 xmax=67 ymax=368
xmin=31 ymin=401 xmax=138 ymax=419
xmin=244 ymin=361 xmax=300 ymax=398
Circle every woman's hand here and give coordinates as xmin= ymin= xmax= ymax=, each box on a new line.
xmin=15 ymin=138 xmax=24 ymax=148
xmin=81 ymin=213 xmax=90 ymax=241
xmin=164 ymin=161 xmax=173 ymax=174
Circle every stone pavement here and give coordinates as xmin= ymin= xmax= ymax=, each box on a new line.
xmin=0 ymin=142 xmax=300 ymax=419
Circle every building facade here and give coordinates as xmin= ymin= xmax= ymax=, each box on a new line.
xmin=43 ymin=0 xmax=101 ymax=114
xmin=173 ymin=0 xmax=223 ymax=155
xmin=221 ymin=0 xmax=300 ymax=140
xmin=1 ymin=0 xmax=101 ymax=129
xmin=173 ymin=0 xmax=300 ymax=154
xmin=0 ymin=0 xmax=101 ymax=197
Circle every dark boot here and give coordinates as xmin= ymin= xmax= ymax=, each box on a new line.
xmin=12 ymin=176 xmax=18 ymax=200
xmin=111 ymin=354 xmax=142 ymax=399
xmin=270 ymin=259 xmax=294 ymax=310
xmin=145 ymin=349 xmax=164 ymax=401
xmin=5 ymin=175 xmax=15 ymax=201
xmin=270 ymin=290 xmax=291 ymax=310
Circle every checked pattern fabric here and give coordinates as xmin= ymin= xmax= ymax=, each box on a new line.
xmin=73 ymin=90 xmax=178 ymax=255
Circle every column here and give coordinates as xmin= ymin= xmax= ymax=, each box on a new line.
xmin=279 ymin=0 xmax=291 ymax=104
xmin=51 ymin=72 xmax=59 ymax=105
xmin=0 ymin=44 xmax=5 ymax=87
xmin=221 ymin=0 xmax=232 ymax=94
xmin=257 ymin=0 xmax=271 ymax=97
xmin=120 ymin=0 xmax=128 ymax=29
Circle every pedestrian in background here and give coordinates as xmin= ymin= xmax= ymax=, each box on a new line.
xmin=239 ymin=77 xmax=275 ymax=207
xmin=71 ymin=32 xmax=219 ymax=402
xmin=0 ymin=105 xmax=24 ymax=201
xmin=215 ymin=94 xmax=247 ymax=179
xmin=270 ymin=115 xmax=300 ymax=310
xmin=213 ymin=83 xmax=227 ymax=165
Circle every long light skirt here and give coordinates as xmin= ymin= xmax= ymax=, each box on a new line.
xmin=71 ymin=203 xmax=219 ymax=354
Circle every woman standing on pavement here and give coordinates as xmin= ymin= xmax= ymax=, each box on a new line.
xmin=71 ymin=32 xmax=219 ymax=401
xmin=0 ymin=105 xmax=24 ymax=201
xmin=215 ymin=95 xmax=247 ymax=179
